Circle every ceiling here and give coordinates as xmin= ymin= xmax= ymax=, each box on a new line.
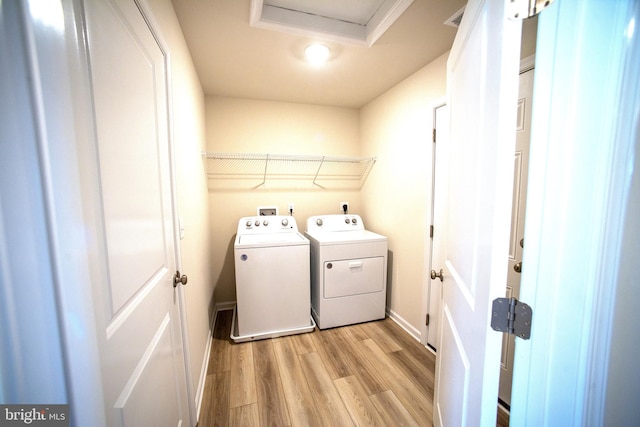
xmin=172 ymin=0 xmax=467 ymax=108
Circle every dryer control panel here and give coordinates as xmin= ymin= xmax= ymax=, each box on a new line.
xmin=306 ymin=214 xmax=365 ymax=233
xmin=238 ymin=215 xmax=298 ymax=234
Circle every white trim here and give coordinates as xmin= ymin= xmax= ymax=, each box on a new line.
xmin=366 ymin=0 xmax=415 ymax=46
xmin=215 ymin=301 xmax=237 ymax=312
xmin=422 ymin=97 xmax=447 ymax=349
xmin=194 ymin=327 xmax=213 ymax=421
xmin=386 ymin=307 xmax=421 ymax=342
xmin=249 ymin=0 xmax=414 ymax=47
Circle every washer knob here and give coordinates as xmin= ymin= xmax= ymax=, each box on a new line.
xmin=345 ymin=218 xmax=350 ymax=224
xmin=316 ymin=218 xmax=323 ymax=226
xmin=351 ymin=218 xmax=358 ymax=224
xmin=282 ymin=218 xmax=289 ymax=226
xmin=246 ymin=220 xmax=252 ymax=227
xmin=255 ymin=220 xmax=260 ymax=226
xmin=263 ymin=219 xmax=269 ymax=226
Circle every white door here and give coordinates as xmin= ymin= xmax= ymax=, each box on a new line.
xmin=427 ymin=103 xmax=449 ymax=350
xmin=433 ymin=0 xmax=521 ymax=425
xmin=498 ymin=67 xmax=534 ymax=407
xmin=84 ymin=0 xmax=189 ymax=425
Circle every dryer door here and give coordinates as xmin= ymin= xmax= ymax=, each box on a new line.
xmin=324 ymin=257 xmax=384 ymax=298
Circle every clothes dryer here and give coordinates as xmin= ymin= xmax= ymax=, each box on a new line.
xmin=304 ymin=214 xmax=388 ymax=329
xmin=232 ymin=215 xmax=314 ymax=342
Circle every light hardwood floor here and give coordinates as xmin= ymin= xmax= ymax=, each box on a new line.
xmin=198 ymin=309 xmax=509 ymax=427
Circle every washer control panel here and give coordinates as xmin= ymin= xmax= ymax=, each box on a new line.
xmin=238 ymin=215 xmax=297 ymax=234
xmin=306 ymin=214 xmax=365 ymax=232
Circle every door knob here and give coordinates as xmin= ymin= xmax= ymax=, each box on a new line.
xmin=431 ymin=268 xmax=444 ymax=282
xmin=173 ymin=271 xmax=188 ymax=287
xmin=514 ymin=262 xmax=522 ymax=273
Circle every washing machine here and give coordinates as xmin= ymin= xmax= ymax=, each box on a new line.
xmin=304 ymin=214 xmax=388 ymax=329
xmin=232 ymin=215 xmax=315 ymax=342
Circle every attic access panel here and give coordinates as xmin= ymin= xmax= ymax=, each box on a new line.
xmin=250 ymin=0 xmax=414 ymax=47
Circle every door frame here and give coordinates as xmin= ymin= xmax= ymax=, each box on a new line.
xmin=421 ymin=97 xmax=446 ymax=348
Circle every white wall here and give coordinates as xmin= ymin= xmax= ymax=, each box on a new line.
xmin=360 ymin=52 xmax=448 ymax=334
xmin=147 ymin=0 xmax=213 ymax=413
xmin=205 ymin=97 xmax=362 ymax=303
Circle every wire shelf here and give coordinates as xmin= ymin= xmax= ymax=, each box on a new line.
xmin=203 ymin=152 xmax=376 ymax=190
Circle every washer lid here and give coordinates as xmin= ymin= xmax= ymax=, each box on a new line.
xmin=237 ymin=232 xmax=307 ymax=246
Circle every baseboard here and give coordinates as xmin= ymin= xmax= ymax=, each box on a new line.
xmin=386 ymin=307 xmax=422 ymax=343
xmin=215 ymin=301 xmax=236 ymax=312
xmin=195 ymin=301 xmax=236 ymax=421
xmin=194 ymin=328 xmax=213 ymax=420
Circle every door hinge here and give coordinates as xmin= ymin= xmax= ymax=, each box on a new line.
xmin=425 ymin=313 xmax=430 ymax=326
xmin=432 ymin=128 xmax=436 ymax=143
xmin=490 ymin=297 xmax=532 ymax=339
xmin=430 ymin=225 xmax=434 ymax=238
xmin=507 ymin=0 xmax=555 ymax=20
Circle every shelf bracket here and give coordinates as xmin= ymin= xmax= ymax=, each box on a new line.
xmin=260 ymin=154 xmax=269 ymax=188
xmin=312 ymin=156 xmax=325 ymax=188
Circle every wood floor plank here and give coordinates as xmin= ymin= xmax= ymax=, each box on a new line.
xmin=212 ymin=372 xmax=231 ymax=426
xmin=387 ymin=349 xmax=435 ymax=398
xmin=253 ymin=339 xmax=291 ymax=426
xmin=208 ymin=309 xmax=233 ymax=374
xmin=311 ymin=328 xmax=353 ymax=379
xmin=334 ymin=375 xmax=386 ymax=426
xmin=361 ymin=320 xmax=403 ymax=353
xmin=230 ymin=403 xmax=260 ymax=427
xmin=370 ymin=390 xmax=419 ymax=427
xmin=273 ymin=339 xmax=321 ymax=426
xmin=291 ymin=330 xmax=316 ymax=355
xmin=199 ymin=371 xmax=230 ymax=427
xmin=299 ymin=352 xmax=354 ymax=426
xmin=377 ymin=318 xmax=436 ymax=370
xmin=333 ymin=327 xmax=390 ymax=395
xmin=342 ymin=322 xmax=371 ymax=343
xmin=358 ymin=338 xmax=433 ymax=426
xmin=198 ymin=374 xmax=215 ymax=427
xmin=230 ymin=342 xmax=257 ymax=408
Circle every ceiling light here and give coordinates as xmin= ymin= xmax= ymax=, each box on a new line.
xmin=304 ymin=44 xmax=331 ymax=65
